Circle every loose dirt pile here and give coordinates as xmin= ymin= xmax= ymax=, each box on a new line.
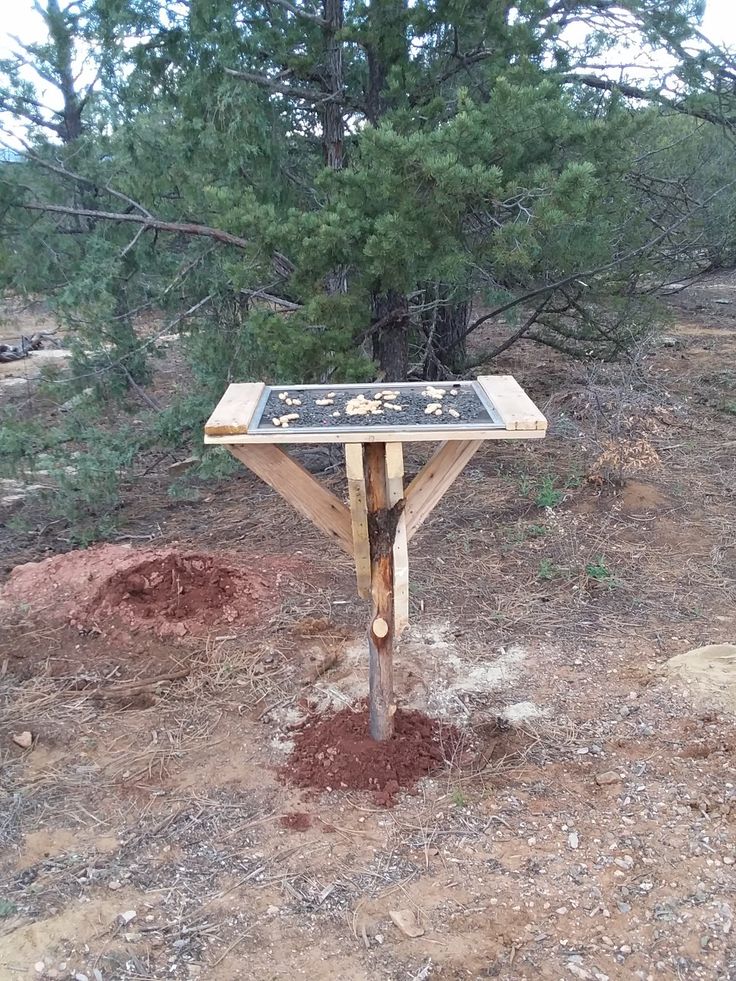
xmin=663 ymin=643 xmax=736 ymax=713
xmin=0 ymin=544 xmax=297 ymax=641
xmin=89 ymin=552 xmax=261 ymax=636
xmin=281 ymin=705 xmax=462 ymax=806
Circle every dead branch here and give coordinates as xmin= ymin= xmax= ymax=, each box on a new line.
xmin=265 ymin=0 xmax=329 ymax=27
xmin=16 ymin=201 xmax=252 ymax=250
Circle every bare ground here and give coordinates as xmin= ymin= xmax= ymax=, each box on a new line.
xmin=1 ymin=274 xmax=736 ymax=980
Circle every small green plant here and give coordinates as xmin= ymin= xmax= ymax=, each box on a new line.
xmin=451 ymin=788 xmax=468 ymax=808
xmin=585 ymin=557 xmax=615 ymax=584
xmin=0 ymin=898 xmax=17 ymax=918
xmin=527 ymin=523 xmax=548 ymax=538
xmin=538 ymin=558 xmax=560 ymax=581
xmin=534 ymin=476 xmax=564 ymax=509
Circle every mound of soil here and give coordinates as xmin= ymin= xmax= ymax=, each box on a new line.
xmin=86 ymin=551 xmax=275 ymax=638
xmin=281 ymin=705 xmax=462 ymax=806
xmin=0 ymin=544 xmax=300 ymax=642
xmin=96 ymin=553 xmax=245 ymax=623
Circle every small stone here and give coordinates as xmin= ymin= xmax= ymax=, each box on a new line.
xmin=620 ymin=945 xmax=632 ymax=955
xmin=723 ymin=856 xmax=734 ymax=865
xmin=35 ymin=964 xmax=45 ymax=975
xmin=374 ymin=933 xmax=384 ymax=944
xmin=108 ymin=879 xmax=122 ymax=891
xmin=595 ymin=770 xmax=622 ymax=786
xmin=13 ymin=731 xmax=33 ymax=749
xmin=117 ymin=910 xmax=137 ymax=925
xmin=389 ymin=908 xmax=424 ymax=938
xmin=94 ymin=971 xmax=103 ymax=981
xmin=568 ymin=831 xmax=579 ymax=849
xmin=614 ymin=855 xmax=634 ymax=871
xmin=75 ymin=974 xmax=89 ymax=981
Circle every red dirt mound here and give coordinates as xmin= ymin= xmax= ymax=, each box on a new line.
xmin=0 ymin=545 xmax=301 ymax=645
xmin=281 ymin=705 xmax=462 ymax=806
xmin=86 ymin=552 xmax=273 ymax=637
xmin=96 ymin=554 xmax=246 ymax=622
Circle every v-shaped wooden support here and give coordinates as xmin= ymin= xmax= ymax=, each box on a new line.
xmin=230 ymin=438 xmax=482 ymax=638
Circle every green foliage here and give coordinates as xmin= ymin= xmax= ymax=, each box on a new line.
xmin=0 ymin=0 xmax=733 ymax=543
xmin=534 ymin=477 xmax=565 ymax=510
xmin=538 ymin=558 xmax=561 ymax=581
xmin=585 ymin=557 xmax=616 ymax=585
xmin=451 ymin=788 xmax=469 ymax=808
xmin=0 ymin=899 xmax=17 ymax=919
xmin=0 ymin=399 xmax=147 ymax=544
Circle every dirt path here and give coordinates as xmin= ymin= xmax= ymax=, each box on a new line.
xmin=1 ymin=274 xmax=735 ymax=980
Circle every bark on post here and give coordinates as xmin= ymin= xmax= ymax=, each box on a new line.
xmin=364 ymin=442 xmax=403 ymax=740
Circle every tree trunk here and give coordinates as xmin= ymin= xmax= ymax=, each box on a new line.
xmin=423 ymin=290 xmax=469 ymax=380
xmin=372 ymin=289 xmax=409 ymax=381
xmin=364 ymin=0 xmax=411 ymax=377
xmin=322 ymin=0 xmax=344 ymax=171
xmin=45 ymin=0 xmax=85 ymax=144
xmin=322 ymin=0 xmax=347 ymax=296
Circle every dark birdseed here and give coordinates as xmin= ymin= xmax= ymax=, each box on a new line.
xmin=256 ymin=383 xmax=498 ymax=431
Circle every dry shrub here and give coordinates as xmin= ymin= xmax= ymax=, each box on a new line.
xmin=587 ymin=436 xmax=661 ymax=489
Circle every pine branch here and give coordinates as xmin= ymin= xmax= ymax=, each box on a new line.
xmin=265 ymin=0 xmax=328 ymax=27
xmin=224 ymin=67 xmax=364 ymax=113
xmin=16 ymin=201 xmax=252 ymax=251
xmin=456 ymin=179 xmax=736 ymax=348
xmin=564 ymin=73 xmax=732 ymax=129
xmin=4 ymin=140 xmax=154 ymax=218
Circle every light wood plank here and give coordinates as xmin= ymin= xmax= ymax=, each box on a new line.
xmin=477 ymin=375 xmax=547 ymax=431
xmin=345 ymin=444 xmax=371 ymax=599
xmin=404 ymin=440 xmax=483 ymax=541
xmin=205 ymin=426 xmax=545 ymax=446
xmin=228 ymin=444 xmax=353 ymax=555
xmin=384 ymin=442 xmax=409 ymax=636
xmin=205 ymin=382 xmax=265 ymax=436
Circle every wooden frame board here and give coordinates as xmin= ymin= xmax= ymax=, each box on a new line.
xmin=205 ymin=382 xmax=265 ymax=436
xmin=205 ymin=377 xmax=546 ymax=444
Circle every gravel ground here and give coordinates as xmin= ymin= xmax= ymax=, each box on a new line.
xmin=256 ymin=382 xmax=497 ymax=430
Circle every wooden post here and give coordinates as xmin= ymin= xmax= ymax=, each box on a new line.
xmin=364 ymin=442 xmax=402 ymax=741
xmin=384 ymin=443 xmax=409 ymax=636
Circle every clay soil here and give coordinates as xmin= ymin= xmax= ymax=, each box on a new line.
xmin=281 ymin=705 xmax=463 ymax=805
xmin=1 ymin=275 xmax=736 ymax=981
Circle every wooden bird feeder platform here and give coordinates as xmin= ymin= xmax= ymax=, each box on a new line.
xmin=205 ymin=376 xmax=546 ymax=741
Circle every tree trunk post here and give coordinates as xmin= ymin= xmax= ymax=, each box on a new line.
xmin=364 ymin=442 xmax=403 ymax=740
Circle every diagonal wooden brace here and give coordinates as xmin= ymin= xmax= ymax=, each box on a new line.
xmin=228 ymin=444 xmax=354 ymax=555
